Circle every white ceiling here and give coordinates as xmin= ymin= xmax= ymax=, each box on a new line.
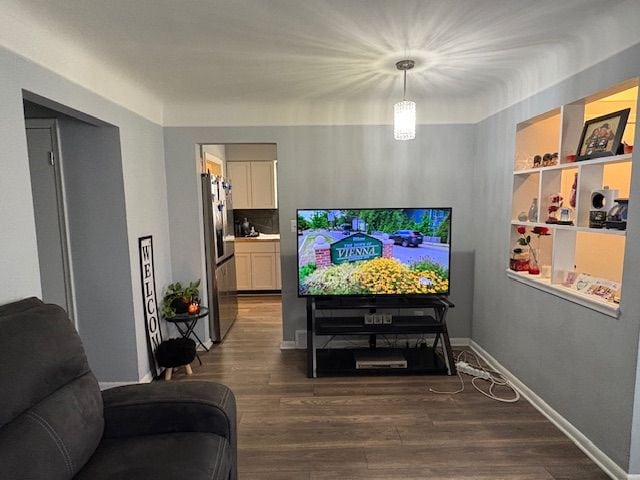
xmin=2 ymin=0 xmax=639 ymax=125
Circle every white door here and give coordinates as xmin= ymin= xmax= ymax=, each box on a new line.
xmin=26 ymin=120 xmax=74 ymax=319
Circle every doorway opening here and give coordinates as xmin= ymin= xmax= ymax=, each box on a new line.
xmin=198 ymin=143 xmax=282 ymax=345
xmin=22 ymin=92 xmax=137 ymax=382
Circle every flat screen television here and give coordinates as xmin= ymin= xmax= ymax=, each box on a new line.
xmin=297 ymin=208 xmax=451 ymax=297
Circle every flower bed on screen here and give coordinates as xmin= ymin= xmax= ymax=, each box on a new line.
xmin=300 ymin=257 xmax=448 ymax=295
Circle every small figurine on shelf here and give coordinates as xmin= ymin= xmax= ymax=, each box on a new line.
xmin=533 ymin=155 xmax=542 ymax=168
xmin=546 ymin=193 xmax=563 ymax=224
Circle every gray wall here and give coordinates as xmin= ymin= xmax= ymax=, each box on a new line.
xmin=471 ymin=43 xmax=640 ymax=472
xmin=0 ymin=46 xmax=171 ymax=383
xmin=57 ymin=118 xmax=138 ymax=382
xmin=164 ymin=125 xmax=476 ymax=343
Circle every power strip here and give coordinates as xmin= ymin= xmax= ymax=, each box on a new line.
xmin=455 ymin=361 xmax=491 ymax=380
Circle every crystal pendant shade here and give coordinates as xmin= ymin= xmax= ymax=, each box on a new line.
xmin=394 ymin=100 xmax=416 ymax=140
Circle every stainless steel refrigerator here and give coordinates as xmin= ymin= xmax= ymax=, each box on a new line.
xmin=201 ymin=173 xmax=238 ymax=342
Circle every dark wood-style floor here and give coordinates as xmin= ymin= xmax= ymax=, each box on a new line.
xmin=175 ymin=296 xmax=608 ymax=479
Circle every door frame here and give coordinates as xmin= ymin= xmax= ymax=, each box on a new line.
xmin=25 ymin=119 xmax=76 ymax=325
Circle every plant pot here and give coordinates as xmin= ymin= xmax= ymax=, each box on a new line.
xmin=170 ymin=297 xmax=189 ymax=314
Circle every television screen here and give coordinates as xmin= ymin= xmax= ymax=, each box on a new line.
xmin=297 ymin=208 xmax=451 ymax=296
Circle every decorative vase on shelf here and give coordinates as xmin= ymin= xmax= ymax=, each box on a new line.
xmin=528 ymin=198 xmax=538 ymax=223
xmin=529 ymin=251 xmax=540 ymax=275
xmin=528 ymin=247 xmax=540 ymax=275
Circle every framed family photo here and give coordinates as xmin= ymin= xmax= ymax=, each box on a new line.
xmin=576 ymin=108 xmax=630 ymax=161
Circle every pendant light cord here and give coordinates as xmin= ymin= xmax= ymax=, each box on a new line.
xmin=403 ymin=69 xmax=407 ymax=101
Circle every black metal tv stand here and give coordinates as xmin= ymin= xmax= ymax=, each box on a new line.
xmin=306 ymin=296 xmax=456 ymax=378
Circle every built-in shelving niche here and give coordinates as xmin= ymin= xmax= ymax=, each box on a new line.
xmin=508 ymin=79 xmax=637 ymax=317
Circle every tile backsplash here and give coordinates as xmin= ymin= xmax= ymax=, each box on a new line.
xmin=234 ymin=209 xmax=279 ymax=235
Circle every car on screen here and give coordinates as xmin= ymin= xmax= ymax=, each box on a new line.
xmin=389 ymin=230 xmax=424 ymax=247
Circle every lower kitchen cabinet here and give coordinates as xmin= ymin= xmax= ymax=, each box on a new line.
xmin=235 ymin=253 xmax=252 ymax=290
xmin=235 ymin=240 xmax=281 ymax=291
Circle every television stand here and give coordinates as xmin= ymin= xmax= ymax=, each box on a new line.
xmin=306 ymin=296 xmax=456 ymax=378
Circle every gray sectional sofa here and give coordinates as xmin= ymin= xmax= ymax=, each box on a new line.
xmin=0 ymin=297 xmax=237 ymax=480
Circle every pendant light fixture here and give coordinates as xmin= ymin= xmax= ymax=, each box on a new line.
xmin=394 ymin=59 xmax=416 ymax=140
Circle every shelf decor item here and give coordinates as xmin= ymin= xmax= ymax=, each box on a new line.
xmin=516 ymin=225 xmax=550 ymax=275
xmin=557 ymin=207 xmax=574 ymax=225
xmin=546 ymin=193 xmax=563 ymax=224
xmin=509 ymin=247 xmax=529 ymax=272
xmin=590 ymin=187 xmax=618 ymax=228
xmin=528 ymin=198 xmax=538 ymax=223
xmin=576 ymin=108 xmax=630 ymax=161
xmin=605 ymin=198 xmax=629 ymax=230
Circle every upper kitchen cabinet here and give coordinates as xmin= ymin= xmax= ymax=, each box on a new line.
xmin=227 ymin=161 xmax=251 ymax=208
xmin=227 ymin=160 xmax=277 ymax=209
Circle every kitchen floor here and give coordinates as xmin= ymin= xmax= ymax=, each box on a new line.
xmin=173 ymin=296 xmax=608 ymax=479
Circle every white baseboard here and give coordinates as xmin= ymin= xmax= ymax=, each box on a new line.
xmin=280 ymin=340 xmax=297 ymax=350
xmin=138 ymin=371 xmax=154 ymax=384
xmin=99 ymin=370 xmax=155 ymax=391
xmin=469 ymin=340 xmax=630 ymax=480
xmin=198 ymin=338 xmax=214 ymax=351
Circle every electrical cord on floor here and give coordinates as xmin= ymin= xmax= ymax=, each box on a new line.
xmin=429 ymin=349 xmax=520 ymax=403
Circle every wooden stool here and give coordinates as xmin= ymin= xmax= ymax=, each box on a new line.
xmin=164 ymin=363 xmax=193 ymax=381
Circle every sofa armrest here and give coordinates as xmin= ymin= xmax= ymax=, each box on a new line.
xmin=102 ymin=381 xmax=236 ymax=474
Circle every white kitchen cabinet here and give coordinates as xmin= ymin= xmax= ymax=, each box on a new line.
xmin=227 ymin=161 xmax=276 ymax=209
xmin=235 ymin=240 xmax=281 ymax=291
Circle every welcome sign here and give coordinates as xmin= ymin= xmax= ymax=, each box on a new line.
xmin=330 ymin=233 xmax=383 ymax=264
xmin=138 ymin=236 xmax=163 ymax=378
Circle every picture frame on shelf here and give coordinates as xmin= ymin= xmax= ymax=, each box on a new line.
xmin=575 ymin=108 xmax=630 ymax=161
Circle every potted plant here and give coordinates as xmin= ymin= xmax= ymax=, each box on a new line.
xmin=162 ymin=280 xmax=201 ymax=317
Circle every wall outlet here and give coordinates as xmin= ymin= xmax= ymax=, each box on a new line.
xmin=382 ymin=313 xmax=392 ymax=324
xmin=291 ymin=219 xmax=297 ymax=232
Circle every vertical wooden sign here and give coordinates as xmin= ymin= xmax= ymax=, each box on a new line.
xmin=139 ymin=236 xmax=163 ymax=378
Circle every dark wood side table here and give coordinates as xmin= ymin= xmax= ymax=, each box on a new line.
xmin=164 ymin=307 xmax=210 ymax=365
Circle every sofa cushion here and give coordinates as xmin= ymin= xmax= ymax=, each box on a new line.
xmin=74 ymin=432 xmax=231 ymax=480
xmin=0 ymin=298 xmax=98 ymax=426
xmin=0 ymin=298 xmax=103 ymax=479
xmin=0 ymin=374 xmax=104 ymax=480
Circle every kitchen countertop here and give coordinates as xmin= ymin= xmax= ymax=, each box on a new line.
xmin=235 ymin=233 xmax=280 ymax=242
